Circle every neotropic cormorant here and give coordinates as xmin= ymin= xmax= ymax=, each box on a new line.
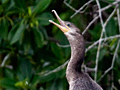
xmin=49 ymin=10 xmax=103 ymax=90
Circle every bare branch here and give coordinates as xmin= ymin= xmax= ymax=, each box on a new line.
xmin=1 ymin=53 xmax=10 ymax=67
xmin=104 ymin=6 xmax=117 ymax=27
xmin=97 ymin=40 xmax=120 ymax=83
xmin=98 ymin=2 xmax=120 ymax=83
xmin=99 ymin=0 xmax=120 ymax=12
xmin=82 ymin=16 xmax=99 ymax=35
xmin=82 ymin=64 xmax=95 ymax=72
xmin=37 ymin=60 xmax=69 ymax=76
xmin=94 ymin=0 xmax=106 ymax=81
xmin=42 ymin=34 xmax=120 ymax=78
xmin=70 ymin=0 xmax=94 ymax=18
xmin=86 ymin=35 xmax=120 ymax=52
xmin=57 ymin=43 xmax=70 ymax=48
xmin=117 ymin=2 xmax=120 ymax=33
xmin=63 ymin=0 xmax=76 ymax=12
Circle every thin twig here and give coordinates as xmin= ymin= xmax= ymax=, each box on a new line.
xmin=83 ymin=65 xmax=95 ymax=72
xmin=82 ymin=16 xmax=99 ymax=35
xmin=85 ymin=35 xmax=120 ymax=53
xmin=70 ymin=0 xmax=94 ymax=18
xmin=41 ymin=34 xmax=120 ymax=77
xmin=98 ymin=2 xmax=120 ymax=83
xmin=117 ymin=2 xmax=120 ymax=33
xmin=94 ymin=0 xmax=106 ymax=81
xmin=99 ymin=0 xmax=120 ymax=12
xmin=1 ymin=53 xmax=10 ymax=67
xmin=63 ymin=0 xmax=77 ymax=12
xmin=97 ymin=40 xmax=120 ymax=83
xmin=99 ymin=0 xmax=111 ymax=4
xmin=37 ymin=60 xmax=69 ymax=76
xmin=57 ymin=43 xmax=70 ymax=48
xmin=0 ymin=65 xmax=13 ymax=69
xmin=111 ymin=69 xmax=114 ymax=90
xmin=104 ymin=6 xmax=117 ymax=27
xmin=57 ymin=34 xmax=120 ymax=49
xmin=86 ymin=6 xmax=117 ymax=53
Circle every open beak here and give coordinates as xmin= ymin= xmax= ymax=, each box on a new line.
xmin=49 ymin=10 xmax=70 ymax=33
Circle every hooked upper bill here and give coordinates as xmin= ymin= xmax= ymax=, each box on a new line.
xmin=49 ymin=10 xmax=70 ymax=33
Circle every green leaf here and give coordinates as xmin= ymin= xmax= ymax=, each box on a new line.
xmin=30 ymin=75 xmax=40 ymax=88
xmin=4 ymin=68 xmax=14 ymax=79
xmin=109 ymin=38 xmax=117 ymax=51
xmin=33 ymin=27 xmax=44 ymax=48
xmin=39 ymin=26 xmax=49 ymax=40
xmin=19 ymin=59 xmax=33 ymax=81
xmin=106 ymin=0 xmax=115 ymax=3
xmin=13 ymin=0 xmax=26 ymax=12
xmin=50 ymin=42 xmax=63 ymax=60
xmin=32 ymin=70 xmax=64 ymax=84
xmin=1 ymin=0 xmax=8 ymax=4
xmin=88 ymin=23 xmax=102 ymax=41
xmin=5 ymin=0 xmax=15 ymax=13
xmin=0 ymin=18 xmax=9 ymax=40
xmin=85 ymin=48 xmax=97 ymax=64
xmin=106 ymin=18 xmax=117 ymax=36
xmin=10 ymin=20 xmax=26 ymax=44
xmin=34 ymin=48 xmax=59 ymax=64
xmin=8 ymin=23 xmax=19 ymax=41
xmin=53 ymin=30 xmax=70 ymax=59
xmin=116 ymin=56 xmax=120 ymax=66
xmin=31 ymin=69 xmax=66 ymax=90
xmin=47 ymin=81 xmax=57 ymax=90
xmin=22 ymin=30 xmax=31 ymax=53
xmin=36 ymin=12 xmax=54 ymax=26
xmin=15 ymin=78 xmax=29 ymax=89
xmin=99 ymin=48 xmax=107 ymax=61
xmin=0 ymin=5 xmax=4 ymax=15
xmin=32 ymin=0 xmax=51 ymax=14
xmin=0 ymin=78 xmax=17 ymax=89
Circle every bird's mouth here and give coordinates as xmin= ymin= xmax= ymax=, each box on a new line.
xmin=49 ymin=10 xmax=70 ymax=33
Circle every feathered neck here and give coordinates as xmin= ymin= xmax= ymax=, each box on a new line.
xmin=66 ymin=33 xmax=85 ymax=82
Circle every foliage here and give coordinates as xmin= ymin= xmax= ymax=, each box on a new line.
xmin=0 ymin=0 xmax=120 ymax=90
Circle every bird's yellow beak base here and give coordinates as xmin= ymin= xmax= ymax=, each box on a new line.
xmin=49 ymin=10 xmax=70 ymax=33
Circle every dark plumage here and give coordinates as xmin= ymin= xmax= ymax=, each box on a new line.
xmin=49 ymin=10 xmax=103 ymax=90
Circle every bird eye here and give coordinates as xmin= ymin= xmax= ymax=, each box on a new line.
xmin=67 ymin=23 xmax=70 ymax=27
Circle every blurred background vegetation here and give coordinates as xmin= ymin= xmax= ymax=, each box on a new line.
xmin=0 ymin=0 xmax=120 ymax=90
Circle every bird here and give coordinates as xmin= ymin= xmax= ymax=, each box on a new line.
xmin=49 ymin=10 xmax=103 ymax=90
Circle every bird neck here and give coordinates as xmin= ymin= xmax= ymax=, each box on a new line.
xmin=66 ymin=34 xmax=85 ymax=81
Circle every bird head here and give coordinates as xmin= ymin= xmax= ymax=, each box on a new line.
xmin=49 ymin=10 xmax=81 ymax=38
